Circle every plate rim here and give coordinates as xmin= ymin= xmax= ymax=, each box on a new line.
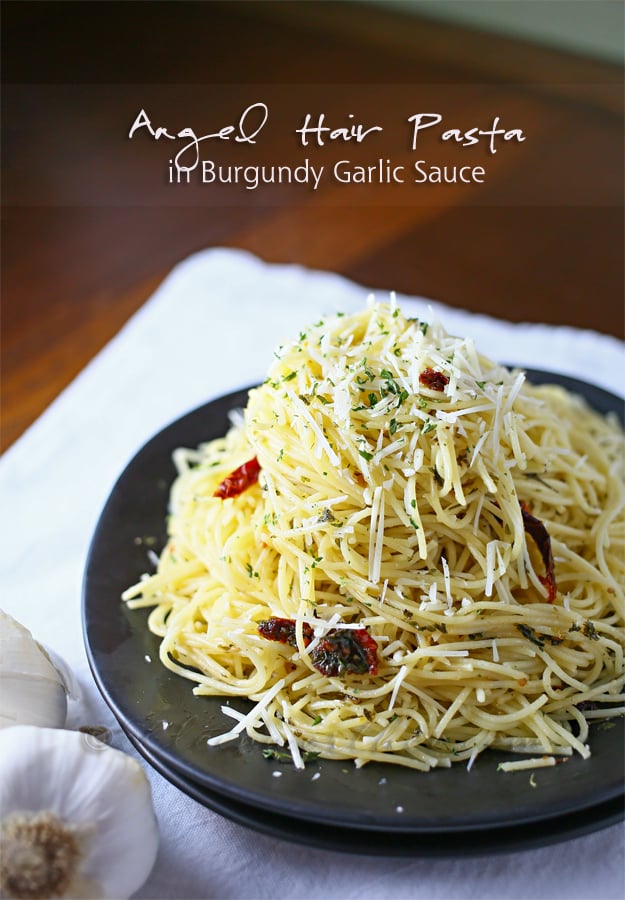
xmin=121 ymin=724 xmax=625 ymax=857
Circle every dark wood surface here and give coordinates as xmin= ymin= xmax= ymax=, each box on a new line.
xmin=2 ymin=1 xmax=623 ymax=452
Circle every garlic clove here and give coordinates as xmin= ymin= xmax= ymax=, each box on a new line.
xmin=40 ymin=642 xmax=81 ymax=702
xmin=0 ymin=674 xmax=67 ymax=730
xmin=0 ymin=726 xmax=159 ymax=900
xmin=0 ymin=610 xmax=69 ymax=729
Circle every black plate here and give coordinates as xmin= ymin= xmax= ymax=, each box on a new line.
xmin=83 ymin=372 xmax=624 ymax=838
xmin=122 ymin=724 xmax=624 ymax=857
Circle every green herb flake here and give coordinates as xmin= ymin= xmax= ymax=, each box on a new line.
xmin=516 ymin=624 xmax=545 ymax=648
xmin=431 ymin=467 xmax=444 ymax=487
xmin=582 ymin=620 xmax=600 ymax=641
xmin=517 ymin=623 xmax=564 ymax=648
xmin=263 ymin=747 xmax=320 ymax=764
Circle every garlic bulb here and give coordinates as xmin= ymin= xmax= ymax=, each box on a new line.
xmin=0 ymin=610 xmax=70 ymax=729
xmin=0 ymin=726 xmax=159 ymax=899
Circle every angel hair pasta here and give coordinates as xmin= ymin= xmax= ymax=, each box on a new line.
xmin=124 ymin=300 xmax=625 ymax=771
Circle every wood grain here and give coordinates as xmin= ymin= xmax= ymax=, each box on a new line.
xmin=2 ymin=1 xmax=623 ymax=451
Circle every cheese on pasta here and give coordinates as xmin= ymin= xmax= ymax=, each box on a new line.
xmin=124 ymin=300 xmax=625 ymax=770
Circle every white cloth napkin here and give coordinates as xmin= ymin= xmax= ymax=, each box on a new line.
xmin=1 ymin=248 xmax=623 ymax=900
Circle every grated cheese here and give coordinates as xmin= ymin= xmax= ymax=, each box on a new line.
xmin=207 ymin=678 xmax=286 ymax=746
xmin=441 ymin=556 xmax=452 ymax=607
xmin=388 ymin=665 xmax=408 ymax=711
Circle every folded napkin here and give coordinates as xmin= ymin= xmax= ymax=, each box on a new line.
xmin=1 ymin=248 xmax=623 ymax=899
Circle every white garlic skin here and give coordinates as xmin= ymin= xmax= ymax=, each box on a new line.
xmin=0 ymin=726 xmax=159 ymax=899
xmin=0 ymin=610 xmax=68 ymax=729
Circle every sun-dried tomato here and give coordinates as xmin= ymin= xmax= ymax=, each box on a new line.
xmin=213 ymin=457 xmax=260 ymax=499
xmin=258 ymin=617 xmax=378 ymax=676
xmin=310 ymin=629 xmax=379 ymax=677
xmin=520 ymin=501 xmax=557 ymax=602
xmin=257 ymin=617 xmax=313 ymax=647
xmin=419 ymin=368 xmax=449 ymax=391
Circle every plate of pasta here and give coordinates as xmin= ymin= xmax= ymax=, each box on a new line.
xmin=83 ymin=300 xmax=624 ymax=844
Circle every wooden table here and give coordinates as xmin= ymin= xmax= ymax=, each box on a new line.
xmin=2 ymin=1 xmax=623 ymax=452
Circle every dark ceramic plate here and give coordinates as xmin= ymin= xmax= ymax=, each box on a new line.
xmin=83 ymin=371 xmax=624 ymax=840
xmin=121 ymin=724 xmax=624 ymax=856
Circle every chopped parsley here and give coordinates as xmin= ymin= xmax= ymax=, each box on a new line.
xmin=262 ymin=748 xmax=320 ymax=763
xmin=516 ymin=624 xmax=563 ymax=648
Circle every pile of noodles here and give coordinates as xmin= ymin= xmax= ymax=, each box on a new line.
xmin=124 ymin=301 xmax=624 ymax=770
